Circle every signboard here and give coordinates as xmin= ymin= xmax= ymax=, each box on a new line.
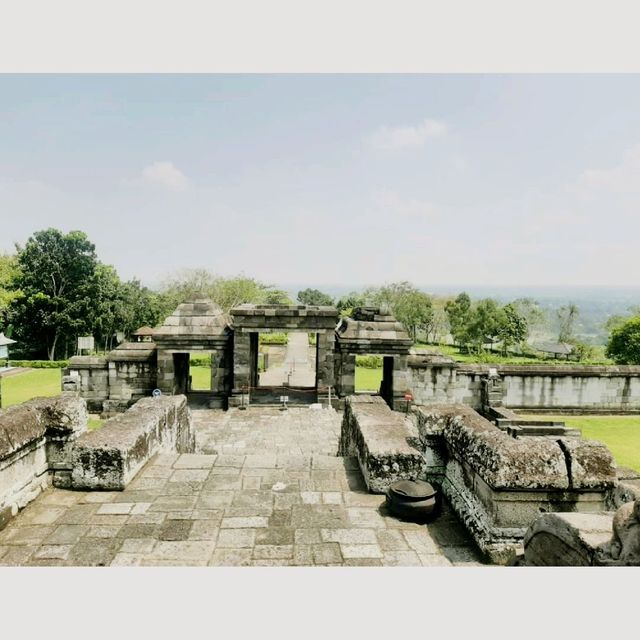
xmin=78 ymin=336 xmax=95 ymax=351
xmin=0 ymin=346 xmax=7 ymax=359
xmin=152 ymin=389 xmax=162 ymax=398
xmin=280 ymin=396 xmax=289 ymax=403
xmin=404 ymin=392 xmax=413 ymax=402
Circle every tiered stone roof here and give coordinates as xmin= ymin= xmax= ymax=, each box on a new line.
xmin=335 ymin=306 xmax=413 ymax=354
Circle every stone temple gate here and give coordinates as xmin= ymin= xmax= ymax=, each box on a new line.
xmin=229 ymin=304 xmax=338 ymax=407
xmin=65 ymin=299 xmax=413 ymax=413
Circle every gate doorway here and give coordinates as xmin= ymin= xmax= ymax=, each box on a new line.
xmin=230 ymin=304 xmax=338 ymax=408
xmin=251 ymin=332 xmax=318 ymax=405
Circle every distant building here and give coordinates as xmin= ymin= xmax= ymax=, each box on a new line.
xmin=532 ymin=341 xmax=574 ymax=360
xmin=132 ymin=326 xmax=155 ymax=343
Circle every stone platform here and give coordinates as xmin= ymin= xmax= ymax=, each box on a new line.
xmin=0 ymin=407 xmax=484 ymax=566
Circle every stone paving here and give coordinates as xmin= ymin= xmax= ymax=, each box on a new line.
xmin=0 ymin=407 xmax=485 ymax=567
xmin=194 ymin=406 xmax=341 ymax=455
xmin=259 ymin=332 xmax=316 ymax=388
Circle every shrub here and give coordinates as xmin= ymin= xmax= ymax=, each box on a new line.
xmin=570 ymin=342 xmax=596 ymax=362
xmin=8 ymin=360 xmax=70 ymax=369
xmin=259 ymin=333 xmax=288 ymax=345
xmin=356 ymin=354 xmax=383 ymax=369
xmin=189 ymin=355 xmax=211 ymax=367
xmin=606 ymin=317 xmax=640 ymax=364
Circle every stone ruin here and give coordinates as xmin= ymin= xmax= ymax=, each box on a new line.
xmin=63 ymin=300 xmax=415 ymax=413
xmin=1 ymin=299 xmax=638 ymax=565
xmin=1 ymin=392 xmax=195 ymax=531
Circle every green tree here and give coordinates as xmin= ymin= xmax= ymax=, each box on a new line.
xmin=497 ymin=303 xmax=528 ymax=355
xmin=361 ymin=282 xmax=433 ymax=341
xmin=393 ymin=289 xmax=433 ymax=342
xmin=511 ymin=297 xmax=547 ymax=341
xmin=423 ymin=298 xmax=450 ymax=344
xmin=0 ymin=253 xmax=21 ymax=331
xmin=8 ymin=229 xmax=99 ymax=359
xmin=336 ymin=292 xmax=367 ymax=317
xmin=118 ymin=279 xmax=167 ymax=338
xmin=90 ymin=263 xmax=124 ymax=352
xmin=467 ymin=298 xmax=504 ymax=352
xmin=557 ymin=303 xmax=579 ymax=343
xmin=296 ymin=288 xmax=334 ymax=306
xmin=89 ymin=267 xmax=167 ymax=351
xmin=445 ymin=292 xmax=472 ymax=348
xmin=160 ymin=269 xmax=283 ymax=313
xmin=264 ymin=289 xmax=293 ymax=305
xmin=606 ymin=316 xmax=640 ymax=364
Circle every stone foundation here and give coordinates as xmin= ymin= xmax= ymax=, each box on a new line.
xmin=70 ymin=395 xmax=195 ymax=490
xmin=339 ymin=395 xmax=424 ymax=493
xmin=413 ymin=404 xmax=617 ymax=563
xmin=408 ymin=354 xmax=640 ymax=413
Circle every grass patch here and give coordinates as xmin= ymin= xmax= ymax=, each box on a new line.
xmin=355 ymin=365 xmax=382 ymax=392
xmin=190 ymin=365 xmax=211 ymax=391
xmin=88 ymin=417 xmax=103 ymax=430
xmin=0 ymin=369 xmax=62 ymax=408
xmin=519 ymin=413 xmax=640 ymax=472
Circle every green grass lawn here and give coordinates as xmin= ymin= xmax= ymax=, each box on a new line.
xmin=0 ymin=368 xmax=62 ymax=408
xmin=190 ymin=365 xmax=212 ymax=391
xmin=520 ymin=413 xmax=640 ymax=472
xmin=355 ymin=366 xmax=383 ymax=392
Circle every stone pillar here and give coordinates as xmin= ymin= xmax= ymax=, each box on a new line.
xmin=481 ymin=373 xmax=504 ymax=410
xmin=316 ymin=331 xmax=335 ymax=391
xmin=230 ymin=332 xmax=252 ymax=407
xmin=337 ymin=353 xmax=356 ymax=396
xmin=391 ymin=354 xmax=411 ymax=411
xmin=211 ymin=351 xmax=225 ymax=394
xmin=157 ymin=350 xmax=175 ymax=395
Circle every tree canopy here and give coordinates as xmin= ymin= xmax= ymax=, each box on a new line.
xmin=606 ymin=316 xmax=640 ymax=364
xmin=160 ymin=268 xmax=288 ymax=313
xmin=6 ymin=229 xmax=167 ymax=359
xmin=297 ymin=288 xmax=334 ymax=306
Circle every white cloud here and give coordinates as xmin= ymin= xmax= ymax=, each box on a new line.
xmin=577 ymin=144 xmax=640 ymax=194
xmin=366 ymin=118 xmax=447 ymax=150
xmin=138 ymin=161 xmax=190 ymax=191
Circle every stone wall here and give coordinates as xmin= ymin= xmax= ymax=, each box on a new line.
xmin=412 ymin=404 xmax=617 ymax=563
xmin=0 ymin=394 xmax=87 ymax=530
xmin=408 ymin=354 xmax=640 ymax=412
xmin=339 ymin=395 xmax=424 ymax=493
xmin=70 ymin=395 xmax=194 ymax=490
xmin=63 ymin=357 xmax=109 ymax=412
xmin=65 ymin=342 xmax=158 ymax=414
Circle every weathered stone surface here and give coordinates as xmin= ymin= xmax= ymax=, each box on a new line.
xmin=0 ymin=394 xmax=87 ymax=530
xmin=523 ymin=511 xmax=614 ymax=566
xmin=408 ymin=358 xmax=640 ymax=411
xmin=413 ymin=403 xmax=617 ymax=564
xmin=70 ymin=395 xmax=194 ymax=490
xmin=415 ymin=404 xmax=616 ymax=492
xmin=339 ymin=395 xmax=424 ymax=493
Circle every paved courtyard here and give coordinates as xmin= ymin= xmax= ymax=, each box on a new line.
xmin=194 ymin=406 xmax=341 ymax=455
xmin=0 ymin=407 xmax=485 ymax=567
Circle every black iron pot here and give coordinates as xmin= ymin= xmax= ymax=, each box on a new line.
xmin=386 ymin=479 xmax=439 ymax=522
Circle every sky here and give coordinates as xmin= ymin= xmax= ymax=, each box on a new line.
xmin=1 ymin=74 xmax=640 ymax=289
